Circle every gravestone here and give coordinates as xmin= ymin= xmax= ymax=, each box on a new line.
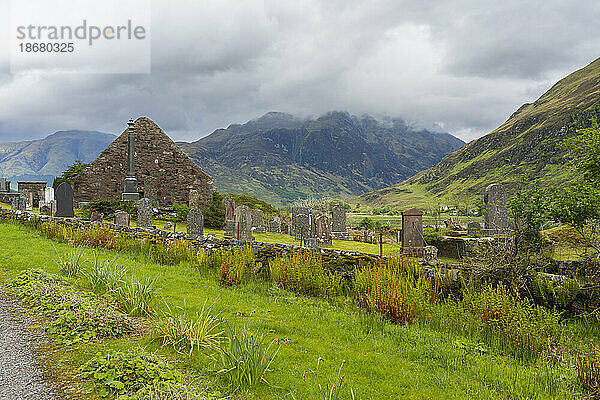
xmin=251 ymin=209 xmax=266 ymax=233
xmin=44 ymin=187 xmax=54 ymax=203
xmin=222 ymin=197 xmax=236 ymax=222
xmin=331 ymin=205 xmax=348 ymax=240
xmin=225 ymin=220 xmax=236 ymax=237
xmin=304 ymin=237 xmax=319 ymax=250
xmin=315 ymin=214 xmax=332 ymax=245
xmin=115 ymin=211 xmax=130 ymax=227
xmin=90 ymin=211 xmax=104 ymax=223
xmin=11 ymin=197 xmax=17 ymax=210
xmin=234 ymin=205 xmax=253 ymax=241
xmin=55 ymin=182 xmax=74 ymax=217
xmin=401 ymin=208 xmax=424 ymax=252
xmin=137 ymin=198 xmax=153 ymax=228
xmin=187 ymin=208 xmax=204 ymax=237
xmin=189 ymin=189 xmax=201 ymax=209
xmin=294 ymin=213 xmax=310 ymax=241
xmin=423 ymin=245 xmax=438 ymax=266
xmin=269 ymin=217 xmax=281 ymax=233
xmin=467 ymin=222 xmax=482 ymax=237
xmin=484 ymin=183 xmax=509 ymax=234
xmin=292 ymin=206 xmax=310 ymax=236
xmin=0 ymin=178 xmax=6 ymax=192
xmin=40 ymin=202 xmax=52 ymax=216
xmin=26 ymin=193 xmax=33 ymax=211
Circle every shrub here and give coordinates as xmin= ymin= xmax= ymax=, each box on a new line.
xmin=214 ymin=317 xmax=282 ymax=390
xmin=269 ymin=252 xmax=346 ymax=298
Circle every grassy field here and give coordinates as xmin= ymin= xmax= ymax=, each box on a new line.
xmin=0 ymin=220 xmax=593 ymax=399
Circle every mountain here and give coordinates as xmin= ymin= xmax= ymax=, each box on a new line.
xmin=0 ymin=131 xmax=116 ymax=189
xmin=357 ymin=57 xmax=600 ymax=210
xmin=179 ymin=111 xmax=464 ymax=204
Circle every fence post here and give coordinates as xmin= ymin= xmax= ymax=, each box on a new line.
xmin=379 ymin=232 xmax=383 ymax=258
xmin=300 ymin=226 xmax=304 ymax=247
xmin=173 ymin=215 xmax=177 ymax=233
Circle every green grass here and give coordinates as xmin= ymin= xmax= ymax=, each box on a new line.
xmin=0 ymin=221 xmax=591 ymax=399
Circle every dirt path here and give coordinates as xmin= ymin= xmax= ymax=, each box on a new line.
xmin=0 ymin=292 xmax=56 ymax=400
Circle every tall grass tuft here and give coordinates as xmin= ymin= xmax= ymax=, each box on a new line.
xmin=114 ymin=275 xmax=160 ymax=317
xmin=86 ymin=255 xmax=125 ymax=294
xmin=219 ymin=246 xmax=255 ymax=286
xmin=152 ymin=301 xmax=224 ymax=356
xmin=214 ymin=317 xmax=282 ymax=390
xmin=354 ymin=257 xmax=428 ymax=324
xmin=577 ymin=346 xmax=600 ymax=397
xmin=55 ymin=245 xmax=87 ymax=278
xmin=269 ymin=252 xmax=345 ymax=298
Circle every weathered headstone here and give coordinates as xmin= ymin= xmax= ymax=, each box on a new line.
xmin=331 ymin=205 xmax=348 ymax=240
xmin=26 ymin=193 xmax=34 ymax=211
xmin=137 ymin=198 xmax=153 ymax=228
xmin=222 ymin=197 xmax=236 ymax=222
xmin=90 ymin=211 xmax=104 ymax=223
xmin=143 ymin=176 xmax=159 ymax=206
xmin=114 ymin=211 xmax=130 ymax=227
xmin=292 ymin=206 xmax=310 ymax=236
xmin=304 ymin=237 xmax=319 ymax=250
xmin=11 ymin=197 xmax=18 ymax=210
xmin=423 ymin=245 xmax=438 ymax=266
xmin=401 ymin=208 xmax=424 ymax=252
xmin=189 ymin=189 xmax=201 ymax=209
xmin=225 ymin=220 xmax=236 ymax=237
xmin=55 ymin=182 xmax=74 ymax=217
xmin=294 ymin=213 xmax=310 ymax=241
xmin=44 ymin=187 xmax=54 ymax=203
xmin=0 ymin=178 xmax=6 ymax=192
xmin=40 ymin=202 xmax=52 ymax=216
xmin=251 ymin=209 xmax=266 ymax=233
xmin=467 ymin=222 xmax=482 ymax=237
xmin=186 ymin=208 xmax=204 ymax=237
xmin=484 ymin=183 xmax=509 ymax=234
xmin=315 ymin=214 xmax=332 ymax=245
xmin=234 ymin=205 xmax=253 ymax=241
xmin=268 ymin=217 xmax=281 ymax=233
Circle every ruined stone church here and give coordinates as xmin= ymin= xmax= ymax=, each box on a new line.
xmin=72 ymin=117 xmax=213 ymax=206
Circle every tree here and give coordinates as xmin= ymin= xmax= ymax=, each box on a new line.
xmin=53 ymin=160 xmax=89 ymax=188
xmin=507 ymin=178 xmax=551 ymax=251
xmin=562 ymin=119 xmax=600 ymax=184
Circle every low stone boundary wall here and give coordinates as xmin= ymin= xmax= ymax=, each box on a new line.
xmin=0 ymin=209 xmax=380 ymax=272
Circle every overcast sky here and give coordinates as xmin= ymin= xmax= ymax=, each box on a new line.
xmin=0 ymin=0 xmax=598 ymax=143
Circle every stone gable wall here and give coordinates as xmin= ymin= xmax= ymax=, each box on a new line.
xmin=72 ymin=117 xmax=213 ymax=206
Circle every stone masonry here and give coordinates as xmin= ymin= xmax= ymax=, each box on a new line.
xmin=17 ymin=181 xmax=46 ymax=208
xmin=72 ymin=117 xmax=213 ymax=206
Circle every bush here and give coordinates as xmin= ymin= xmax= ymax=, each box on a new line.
xmin=577 ymin=346 xmax=600 ymax=398
xmin=219 ymin=246 xmax=255 ymax=286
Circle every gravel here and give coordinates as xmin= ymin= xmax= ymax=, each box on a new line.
xmin=0 ymin=291 xmax=56 ymax=400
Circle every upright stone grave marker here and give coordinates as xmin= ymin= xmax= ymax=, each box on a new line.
xmin=315 ymin=214 xmax=332 ymax=245
xmin=251 ymin=209 xmax=266 ymax=233
xmin=45 ymin=187 xmax=54 ymax=203
xmin=331 ymin=205 xmax=348 ymax=240
xmin=269 ymin=217 xmax=281 ymax=233
xmin=137 ymin=198 xmax=153 ymax=228
xmin=115 ymin=211 xmax=130 ymax=227
xmin=304 ymin=237 xmax=319 ymax=250
xmin=26 ymin=193 xmax=34 ymax=211
xmin=11 ymin=197 xmax=17 ymax=210
xmin=484 ymin=183 xmax=509 ymax=234
xmin=234 ymin=205 xmax=253 ymax=241
xmin=294 ymin=213 xmax=310 ymax=241
xmin=467 ymin=222 xmax=481 ymax=237
xmin=292 ymin=206 xmax=309 ymax=236
xmin=40 ymin=202 xmax=52 ymax=216
xmin=222 ymin=197 xmax=236 ymax=221
xmin=0 ymin=178 xmax=6 ymax=192
xmin=423 ymin=245 xmax=438 ymax=266
xmin=401 ymin=208 xmax=424 ymax=254
xmin=90 ymin=211 xmax=104 ymax=223
xmin=225 ymin=220 xmax=236 ymax=237
xmin=55 ymin=182 xmax=74 ymax=217
xmin=187 ymin=208 xmax=204 ymax=237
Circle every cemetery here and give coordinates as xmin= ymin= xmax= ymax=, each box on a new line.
xmin=0 ymin=116 xmax=599 ymax=399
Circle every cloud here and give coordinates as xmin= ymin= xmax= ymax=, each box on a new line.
xmin=0 ymin=0 xmax=598 ymax=143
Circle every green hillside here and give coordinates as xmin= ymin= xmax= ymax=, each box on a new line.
xmin=357 ymin=57 xmax=600 ymax=210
